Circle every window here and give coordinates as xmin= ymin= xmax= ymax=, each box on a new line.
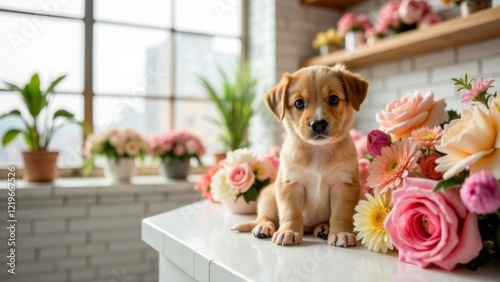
xmin=0 ymin=0 xmax=243 ymax=167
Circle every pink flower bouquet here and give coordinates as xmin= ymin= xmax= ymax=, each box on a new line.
xmin=337 ymin=12 xmax=373 ymax=37
xmin=83 ymin=128 xmax=149 ymax=174
xmin=374 ymin=0 xmax=441 ymax=36
xmin=353 ymin=74 xmax=500 ymax=271
xmin=149 ymin=130 xmax=205 ymax=164
xmin=202 ymin=148 xmax=279 ymax=204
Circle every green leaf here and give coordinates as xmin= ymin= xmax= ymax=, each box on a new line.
xmin=433 ymin=173 xmax=467 ymax=191
xmin=2 ymin=129 xmax=23 ymax=146
xmin=25 ymin=73 xmax=45 ymax=117
xmin=0 ymin=109 xmax=22 ymax=120
xmin=465 ymin=247 xmax=491 ymax=271
xmin=242 ymin=187 xmax=258 ymax=204
xmin=44 ymin=75 xmax=66 ymax=95
xmin=82 ymin=158 xmax=94 ymax=176
xmin=4 ymin=82 xmax=23 ymax=93
xmin=53 ymin=109 xmax=75 ymax=120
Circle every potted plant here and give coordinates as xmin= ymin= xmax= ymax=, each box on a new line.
xmin=337 ymin=13 xmax=373 ymax=50
xmin=441 ymin=0 xmax=492 ymax=17
xmin=0 ymin=74 xmax=87 ymax=182
xmin=198 ymin=63 xmax=258 ymax=161
xmin=312 ymin=28 xmax=342 ymax=56
xmin=149 ymin=130 xmax=205 ymax=179
xmin=83 ymin=128 xmax=148 ymax=182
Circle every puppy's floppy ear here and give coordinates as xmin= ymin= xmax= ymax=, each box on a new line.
xmin=264 ymin=73 xmax=291 ymax=121
xmin=337 ymin=68 xmax=369 ymax=111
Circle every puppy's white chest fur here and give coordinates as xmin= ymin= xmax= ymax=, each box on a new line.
xmin=282 ymin=149 xmax=348 ymax=228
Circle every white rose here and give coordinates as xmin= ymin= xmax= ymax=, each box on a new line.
xmin=211 ymin=169 xmax=237 ymax=201
xmin=436 ymin=104 xmax=500 ymax=179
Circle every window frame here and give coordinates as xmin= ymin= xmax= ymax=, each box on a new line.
xmin=0 ymin=0 xmax=247 ymax=176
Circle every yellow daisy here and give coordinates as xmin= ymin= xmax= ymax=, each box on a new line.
xmin=353 ymin=193 xmax=393 ymax=253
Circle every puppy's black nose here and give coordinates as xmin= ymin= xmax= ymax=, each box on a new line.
xmin=310 ymin=119 xmax=328 ymax=133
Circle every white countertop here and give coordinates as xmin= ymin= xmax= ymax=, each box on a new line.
xmin=141 ymin=200 xmax=500 ymax=282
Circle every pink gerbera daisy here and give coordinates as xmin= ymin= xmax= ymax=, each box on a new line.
xmin=367 ymin=139 xmax=422 ymax=193
xmin=461 ymin=77 xmax=495 ymax=104
xmin=409 ymin=126 xmax=443 ymax=150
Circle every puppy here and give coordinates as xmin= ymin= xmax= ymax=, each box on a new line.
xmin=232 ymin=64 xmax=368 ymax=247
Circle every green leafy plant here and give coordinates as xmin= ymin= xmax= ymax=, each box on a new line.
xmin=1 ymin=73 xmax=88 ymax=151
xmin=198 ymin=63 xmax=258 ymax=151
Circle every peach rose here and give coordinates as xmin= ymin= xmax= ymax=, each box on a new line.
xmin=227 ymin=162 xmax=255 ymax=193
xmin=376 ymin=91 xmax=449 ymax=139
xmin=436 ymin=103 xmax=500 ymax=180
xmin=385 ymin=178 xmax=482 ymax=271
xmin=124 ymin=141 xmax=139 ymax=156
xmin=253 ymin=160 xmax=273 ymax=181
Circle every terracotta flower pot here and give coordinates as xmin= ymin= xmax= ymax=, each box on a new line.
xmin=22 ymin=151 xmax=59 ymax=182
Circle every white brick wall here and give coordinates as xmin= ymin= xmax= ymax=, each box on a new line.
xmin=0 ymin=177 xmax=202 ymax=282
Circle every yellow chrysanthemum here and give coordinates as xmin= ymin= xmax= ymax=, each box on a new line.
xmin=353 ymin=193 xmax=393 ymax=253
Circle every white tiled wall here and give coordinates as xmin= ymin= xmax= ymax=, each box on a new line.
xmin=0 ymin=180 xmax=202 ymax=282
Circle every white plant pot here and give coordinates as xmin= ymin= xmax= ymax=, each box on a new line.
xmin=344 ymin=31 xmax=365 ymax=51
xmin=103 ymin=157 xmax=136 ymax=182
xmin=220 ymin=197 xmax=257 ymax=214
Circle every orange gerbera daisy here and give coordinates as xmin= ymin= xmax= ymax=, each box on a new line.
xmin=367 ymin=139 xmax=421 ymax=193
xmin=410 ymin=126 xmax=443 ymax=150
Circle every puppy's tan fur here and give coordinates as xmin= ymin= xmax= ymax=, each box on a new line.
xmin=232 ymin=65 xmax=368 ymax=247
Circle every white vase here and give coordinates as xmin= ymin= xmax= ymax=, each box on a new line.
xmin=220 ymin=197 xmax=257 ymax=214
xmin=103 ymin=158 xmax=136 ymax=182
xmin=344 ymin=31 xmax=365 ymax=51
xmin=460 ymin=0 xmax=492 ymax=17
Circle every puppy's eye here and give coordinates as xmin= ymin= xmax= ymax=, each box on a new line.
xmin=294 ymin=99 xmax=305 ymax=109
xmin=329 ymin=95 xmax=339 ymax=106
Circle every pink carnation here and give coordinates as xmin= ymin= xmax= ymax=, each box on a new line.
xmin=194 ymin=161 xmax=224 ymax=202
xmin=385 ymin=178 xmax=482 ymax=271
xmin=460 ymin=170 xmax=500 ymax=214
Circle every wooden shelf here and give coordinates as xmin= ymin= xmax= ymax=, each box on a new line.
xmin=300 ymin=0 xmax=366 ymax=10
xmin=302 ymin=6 xmax=500 ymax=69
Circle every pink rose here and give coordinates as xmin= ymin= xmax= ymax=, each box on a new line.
xmin=376 ymin=91 xmax=449 ymax=139
xmin=227 ymin=162 xmax=255 ymax=193
xmin=337 ymin=12 xmax=358 ymax=37
xmin=174 ymin=144 xmax=185 ymax=156
xmin=398 ymin=0 xmax=427 ymax=25
xmin=417 ymin=152 xmax=443 ymax=180
xmin=460 ymin=170 xmax=500 ymax=214
xmin=376 ymin=0 xmax=402 ymax=32
xmin=385 ymin=178 xmax=482 ymax=271
xmin=367 ymin=129 xmax=391 ymax=157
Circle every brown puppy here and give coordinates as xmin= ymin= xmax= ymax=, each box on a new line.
xmin=232 ymin=64 xmax=368 ymax=247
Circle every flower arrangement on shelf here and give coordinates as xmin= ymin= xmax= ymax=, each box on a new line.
xmin=374 ymin=0 xmax=441 ymax=37
xmin=195 ymin=148 xmax=279 ymax=214
xmin=149 ymin=130 xmax=205 ymax=179
xmin=352 ymin=74 xmax=499 ymax=271
xmin=149 ymin=130 xmax=205 ymax=164
xmin=337 ymin=12 xmax=373 ymax=50
xmin=311 ymin=28 xmax=342 ymax=56
xmin=83 ymin=128 xmax=148 ymax=180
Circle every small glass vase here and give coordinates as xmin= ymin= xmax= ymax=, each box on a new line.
xmin=160 ymin=158 xmax=190 ymax=180
xmin=460 ymin=0 xmax=492 ymax=17
xmin=103 ymin=157 xmax=136 ymax=182
xmin=220 ymin=197 xmax=257 ymax=214
xmin=344 ymin=31 xmax=365 ymax=51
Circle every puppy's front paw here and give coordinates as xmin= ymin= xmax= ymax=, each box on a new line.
xmin=272 ymin=230 xmax=303 ymax=246
xmin=327 ymin=232 xmax=356 ymax=247
xmin=252 ymin=222 xmax=276 ymax=238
